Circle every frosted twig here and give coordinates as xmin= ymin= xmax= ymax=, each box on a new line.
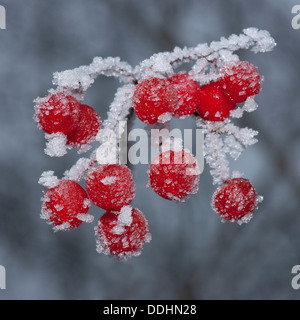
xmin=204 ymin=132 xmax=231 ymax=185
xmin=43 ymin=28 xmax=275 ymax=185
xmin=95 ymin=84 xmax=135 ymax=164
xmin=134 ymin=27 xmax=276 ymax=79
xmin=197 ymin=115 xmax=259 ymax=184
xmin=63 ymin=157 xmax=96 ymax=181
xmin=53 ymin=57 xmax=137 ymax=100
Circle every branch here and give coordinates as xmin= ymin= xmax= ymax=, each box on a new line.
xmin=134 ymin=27 xmax=276 ymax=79
xmin=52 ymin=57 xmax=137 ymax=100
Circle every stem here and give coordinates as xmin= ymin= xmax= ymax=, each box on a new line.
xmin=43 ymin=28 xmax=275 ymax=184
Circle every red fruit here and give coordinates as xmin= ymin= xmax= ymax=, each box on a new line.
xmin=41 ymin=180 xmax=91 ymax=230
xmin=168 ymin=72 xmax=201 ymax=118
xmin=34 ymin=92 xmax=80 ymax=135
xmin=212 ymin=178 xmax=258 ymax=221
xmin=148 ymin=149 xmax=200 ymax=201
xmin=220 ymin=61 xmax=262 ymax=103
xmin=86 ymin=164 xmax=135 ymax=211
xmin=197 ymin=81 xmax=236 ymax=121
xmin=95 ymin=206 xmax=151 ymax=258
xmin=132 ymin=77 xmax=178 ymax=124
xmin=67 ymin=104 xmax=101 ymax=147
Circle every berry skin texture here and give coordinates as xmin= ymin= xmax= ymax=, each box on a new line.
xmin=148 ymin=149 xmax=200 ymax=202
xmin=41 ymin=180 xmax=91 ymax=230
xmin=35 ymin=92 xmax=80 ymax=135
xmin=95 ymin=206 xmax=151 ymax=258
xmin=197 ymin=81 xmax=236 ymax=121
xmin=220 ymin=61 xmax=262 ymax=103
xmin=132 ymin=77 xmax=178 ymax=124
xmin=86 ymin=164 xmax=135 ymax=211
xmin=168 ymin=72 xmax=201 ymax=118
xmin=212 ymin=178 xmax=258 ymax=221
xmin=67 ymin=104 xmax=101 ymax=147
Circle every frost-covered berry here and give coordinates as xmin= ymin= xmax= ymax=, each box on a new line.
xmin=132 ymin=77 xmax=178 ymax=124
xmin=34 ymin=92 xmax=80 ymax=135
xmin=148 ymin=149 xmax=200 ymax=201
xmin=168 ymin=72 xmax=201 ymax=118
xmin=41 ymin=179 xmax=91 ymax=230
xmin=86 ymin=164 xmax=135 ymax=211
xmin=220 ymin=61 xmax=262 ymax=103
xmin=197 ymin=81 xmax=236 ymax=121
xmin=212 ymin=178 xmax=258 ymax=221
xmin=95 ymin=206 xmax=151 ymax=258
xmin=67 ymin=104 xmax=101 ymax=147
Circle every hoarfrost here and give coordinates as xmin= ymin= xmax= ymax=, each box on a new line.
xmin=157 ymin=112 xmax=172 ymax=124
xmin=96 ymin=85 xmax=134 ymax=164
xmin=203 ymin=132 xmax=230 ymax=185
xmin=63 ymin=157 xmax=94 ymax=181
xmin=101 ymin=176 xmax=117 ymax=185
xmin=77 ymin=213 xmax=94 ymax=223
xmin=44 ymin=27 xmax=274 ymax=184
xmin=36 ymin=27 xmax=275 ymax=253
xmin=44 ymin=133 xmax=67 ymax=157
xmin=118 ymin=206 xmax=133 ymax=226
xmin=53 ymin=57 xmax=135 ymax=100
xmin=53 ymin=222 xmax=71 ymax=232
xmin=110 ymin=206 xmax=133 ymax=235
xmin=230 ymin=96 xmax=258 ymax=118
xmin=38 ymin=171 xmax=60 ymax=188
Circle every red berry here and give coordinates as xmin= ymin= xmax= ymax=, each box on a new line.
xmin=148 ymin=149 xmax=200 ymax=201
xmin=34 ymin=93 xmax=80 ymax=135
xmin=168 ymin=72 xmax=201 ymax=118
xmin=220 ymin=61 xmax=262 ymax=103
xmin=212 ymin=178 xmax=258 ymax=221
xmin=132 ymin=77 xmax=178 ymax=124
xmin=41 ymin=180 xmax=91 ymax=230
xmin=95 ymin=206 xmax=151 ymax=258
xmin=67 ymin=104 xmax=101 ymax=147
xmin=86 ymin=164 xmax=135 ymax=211
xmin=197 ymin=81 xmax=236 ymax=121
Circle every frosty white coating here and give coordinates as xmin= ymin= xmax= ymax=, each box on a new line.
xmin=36 ymin=27 xmax=275 ymax=248
xmin=45 ymin=28 xmax=275 ymax=182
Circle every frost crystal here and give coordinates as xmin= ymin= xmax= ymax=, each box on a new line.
xmin=77 ymin=213 xmax=94 ymax=223
xmin=96 ymin=85 xmax=134 ymax=164
xmin=44 ymin=133 xmax=67 ymax=157
xmin=111 ymin=206 xmax=133 ymax=235
xmin=100 ymin=176 xmax=117 ymax=185
xmin=118 ymin=206 xmax=133 ymax=227
xmin=230 ymin=96 xmax=258 ymax=118
xmin=38 ymin=171 xmax=60 ymax=188
xmin=53 ymin=222 xmax=71 ymax=232
xmin=63 ymin=157 xmax=94 ymax=181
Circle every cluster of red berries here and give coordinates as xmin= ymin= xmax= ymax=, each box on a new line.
xmin=34 ymin=92 xmax=101 ymax=148
xmin=35 ymin=93 xmax=150 ymax=258
xmin=134 ymin=60 xmax=261 ymax=221
xmin=41 ymin=164 xmax=150 ymax=259
xmin=133 ymin=61 xmax=261 ymax=123
xmin=35 ymin=59 xmax=262 ymax=259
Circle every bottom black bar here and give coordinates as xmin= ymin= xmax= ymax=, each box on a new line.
xmin=0 ymin=299 xmax=277 ymax=317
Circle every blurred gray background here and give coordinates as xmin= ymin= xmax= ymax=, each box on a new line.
xmin=0 ymin=0 xmax=299 ymax=300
